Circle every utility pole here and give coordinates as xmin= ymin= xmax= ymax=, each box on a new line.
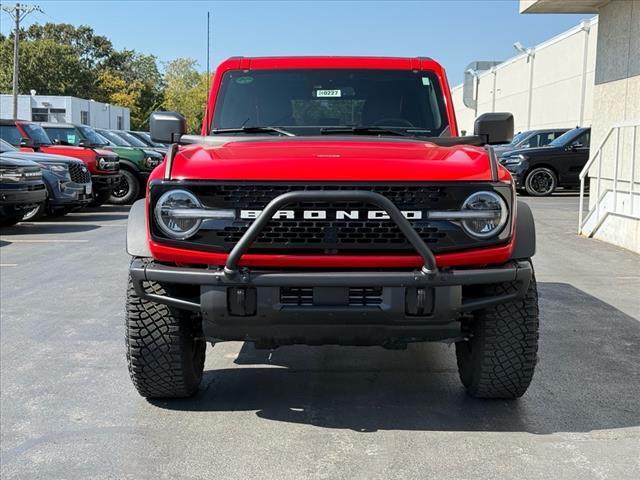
xmin=1 ymin=3 xmax=42 ymax=119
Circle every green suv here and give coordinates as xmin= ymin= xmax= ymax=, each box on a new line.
xmin=95 ymin=129 xmax=163 ymax=204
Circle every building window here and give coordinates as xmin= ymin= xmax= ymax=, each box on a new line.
xmin=32 ymin=107 xmax=66 ymax=122
xmin=80 ymin=110 xmax=90 ymax=125
xmin=50 ymin=108 xmax=66 ymax=122
xmin=116 ymin=116 xmax=123 ymax=130
xmin=32 ymin=108 xmax=48 ymax=122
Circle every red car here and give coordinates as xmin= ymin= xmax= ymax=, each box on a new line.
xmin=125 ymin=56 xmax=538 ymax=400
xmin=0 ymin=119 xmax=121 ymax=206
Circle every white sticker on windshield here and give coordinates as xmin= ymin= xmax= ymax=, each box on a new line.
xmin=316 ymin=89 xmax=341 ymax=98
xmin=422 ymin=77 xmax=431 ymax=86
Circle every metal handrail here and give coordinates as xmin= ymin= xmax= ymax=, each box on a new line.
xmin=578 ymin=120 xmax=640 ymax=234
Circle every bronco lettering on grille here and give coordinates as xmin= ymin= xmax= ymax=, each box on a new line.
xmin=239 ymin=210 xmax=423 ymax=220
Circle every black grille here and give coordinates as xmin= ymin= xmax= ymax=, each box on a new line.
xmin=280 ymin=287 xmax=383 ymax=306
xmin=150 ymin=182 xmax=513 ymax=254
xmin=69 ymin=162 xmax=91 ymax=184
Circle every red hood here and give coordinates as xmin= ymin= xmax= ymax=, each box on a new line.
xmin=169 ymin=138 xmax=505 ymax=182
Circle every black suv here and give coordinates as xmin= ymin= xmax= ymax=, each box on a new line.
xmin=500 ymin=127 xmax=590 ymax=196
xmin=0 ymin=153 xmax=46 ymax=226
xmin=494 ymin=128 xmax=569 ymax=158
xmin=0 ymin=139 xmax=93 ymax=219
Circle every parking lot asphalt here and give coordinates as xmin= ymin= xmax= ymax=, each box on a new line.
xmin=1 ymin=195 xmax=639 ymax=480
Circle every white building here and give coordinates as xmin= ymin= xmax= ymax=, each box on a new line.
xmin=451 ymin=17 xmax=599 ymax=135
xmin=0 ymin=94 xmax=130 ymax=130
xmin=453 ymin=0 xmax=639 ymax=254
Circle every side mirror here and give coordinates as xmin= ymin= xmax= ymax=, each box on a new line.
xmin=78 ymin=138 xmax=90 ymax=148
xmin=150 ymin=111 xmax=186 ymax=144
xmin=19 ymin=138 xmax=34 ymax=148
xmin=473 ymin=112 xmax=514 ymax=145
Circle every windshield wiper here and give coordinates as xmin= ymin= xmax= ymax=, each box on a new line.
xmin=319 ymin=126 xmax=413 ymax=137
xmin=210 ymin=126 xmax=295 ymax=137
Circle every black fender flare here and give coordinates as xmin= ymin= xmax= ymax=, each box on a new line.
xmin=126 ymin=199 xmax=151 ymax=257
xmin=511 ymin=200 xmax=536 ymax=259
xmin=118 ymin=159 xmax=141 ymax=173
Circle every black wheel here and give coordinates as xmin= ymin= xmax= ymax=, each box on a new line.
xmin=0 ymin=213 xmax=25 ymax=227
xmin=126 ymin=259 xmax=206 ymax=398
xmin=88 ymin=189 xmax=113 ymax=207
xmin=456 ymin=268 xmax=539 ymax=399
xmin=109 ymin=170 xmax=140 ymax=205
xmin=524 ymin=167 xmax=557 ymax=196
xmin=21 ymin=203 xmax=45 ymax=221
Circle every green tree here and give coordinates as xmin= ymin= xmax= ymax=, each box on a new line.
xmin=0 ymin=37 xmax=93 ymax=96
xmin=0 ymin=22 xmax=164 ymax=129
xmin=162 ymin=58 xmax=209 ymax=134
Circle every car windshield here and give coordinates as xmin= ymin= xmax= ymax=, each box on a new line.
xmin=22 ymin=123 xmax=52 ymax=145
xmin=548 ymin=129 xmax=581 ymax=147
xmin=97 ymin=129 xmax=130 ymax=147
xmin=509 ymin=131 xmax=529 ymax=146
xmin=136 ymin=132 xmax=166 ymax=147
xmin=0 ymin=138 xmax=17 ymax=152
xmin=116 ymin=131 xmax=148 ymax=147
xmin=78 ymin=126 xmax=108 ymax=146
xmin=211 ymin=69 xmax=449 ymax=136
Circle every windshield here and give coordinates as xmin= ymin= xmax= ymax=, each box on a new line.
xmin=509 ymin=131 xmax=529 ymax=146
xmin=116 ymin=131 xmax=148 ymax=147
xmin=548 ymin=129 xmax=582 ymax=147
xmin=42 ymin=127 xmax=80 ymax=146
xmin=97 ymin=129 xmax=130 ymax=147
xmin=0 ymin=138 xmax=17 ymax=152
xmin=211 ymin=69 xmax=449 ymax=136
xmin=134 ymin=131 xmax=166 ymax=147
xmin=22 ymin=123 xmax=52 ymax=145
xmin=78 ymin=126 xmax=108 ymax=146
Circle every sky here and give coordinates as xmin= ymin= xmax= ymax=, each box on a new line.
xmin=1 ymin=1 xmax=592 ymax=85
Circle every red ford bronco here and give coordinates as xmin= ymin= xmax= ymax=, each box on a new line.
xmin=126 ymin=57 xmax=538 ymax=400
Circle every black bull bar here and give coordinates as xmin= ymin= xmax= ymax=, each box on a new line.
xmin=130 ymin=190 xmax=531 ymax=321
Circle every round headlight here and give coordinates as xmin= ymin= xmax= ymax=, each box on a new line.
xmin=461 ymin=191 xmax=508 ymax=239
xmin=154 ymin=189 xmax=202 ymax=239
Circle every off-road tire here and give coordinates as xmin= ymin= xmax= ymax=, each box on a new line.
xmin=109 ymin=169 xmax=140 ymax=205
xmin=126 ymin=259 xmax=206 ymax=398
xmin=524 ymin=167 xmax=557 ymax=196
xmin=456 ymin=269 xmax=539 ymax=399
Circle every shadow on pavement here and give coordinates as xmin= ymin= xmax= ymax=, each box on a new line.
xmin=151 ymin=282 xmax=640 ymax=434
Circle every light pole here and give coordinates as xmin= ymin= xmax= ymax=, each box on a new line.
xmin=1 ymin=3 xmax=42 ymax=119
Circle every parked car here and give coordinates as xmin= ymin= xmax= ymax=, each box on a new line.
xmin=125 ymin=56 xmax=539 ymax=400
xmin=500 ymin=127 xmax=591 ymax=196
xmin=0 ymin=139 xmax=92 ymax=219
xmin=0 ymin=152 xmax=46 ymax=226
xmin=128 ymin=130 xmax=170 ymax=151
xmin=113 ymin=130 xmax=168 ymax=155
xmin=94 ymin=129 xmax=163 ymax=204
xmin=494 ymin=128 xmax=569 ymax=157
xmin=0 ymin=119 xmax=120 ymax=206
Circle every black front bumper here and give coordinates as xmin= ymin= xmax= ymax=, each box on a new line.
xmin=92 ymin=173 xmax=122 ymax=191
xmin=0 ymin=184 xmax=47 ymax=214
xmin=130 ymin=260 xmax=532 ymax=344
xmin=131 ymin=189 xmax=531 ymax=346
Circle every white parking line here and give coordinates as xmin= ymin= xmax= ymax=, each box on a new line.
xmin=19 ymin=222 xmax=127 ymax=227
xmin=0 ymin=264 xmax=18 ymax=267
xmin=1 ymin=239 xmax=89 ymax=243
